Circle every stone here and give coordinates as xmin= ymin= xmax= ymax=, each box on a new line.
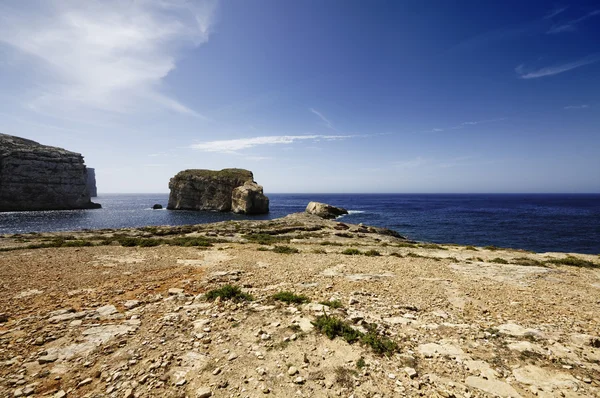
xmin=195 ymin=387 xmax=212 ymax=398
xmin=152 ymin=204 xmax=163 ymax=209
xmin=231 ymin=181 xmax=269 ymax=214
xmin=288 ymin=366 xmax=298 ymax=376
xmin=86 ymin=167 xmax=97 ymax=197
xmin=0 ymin=313 xmax=8 ymax=323
xmin=168 ymin=288 xmax=184 ymax=295
xmin=496 ymin=323 xmax=545 ymax=339
xmin=305 ymin=201 xmax=348 ymax=219
xmin=124 ymin=300 xmax=141 ymax=310
xmin=96 ymin=305 xmax=118 ymax=317
xmin=465 ymin=376 xmax=521 ymax=398
xmin=512 ymin=365 xmax=578 ymax=391
xmin=77 ymin=377 xmax=93 ymax=387
xmin=404 ymin=367 xmax=418 ymax=379
xmin=54 ymin=391 xmax=67 ymax=398
xmin=168 ymin=168 xmax=268 ymax=214
xmin=0 ymin=134 xmax=101 ymax=211
xmin=38 ymin=354 xmax=58 ymax=364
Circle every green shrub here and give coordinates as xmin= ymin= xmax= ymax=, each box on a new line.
xmin=313 ymin=316 xmax=362 ymax=343
xmin=272 ymin=291 xmax=309 ymax=304
xmin=342 ymin=248 xmax=361 ymax=255
xmin=313 ymin=316 xmax=398 ymax=356
xmin=419 ymin=243 xmax=447 ymax=250
xmin=465 ymin=246 xmax=478 ymax=251
xmin=513 ymin=257 xmax=546 ymax=267
xmin=356 ymin=357 xmax=366 ymax=369
xmin=484 ymin=245 xmax=500 ymax=251
xmin=243 ymin=233 xmax=288 ymax=245
xmin=170 ymin=237 xmax=213 ymax=247
xmin=490 ymin=257 xmax=509 ymax=264
xmin=257 ymin=246 xmax=269 ymax=251
xmin=205 ymin=285 xmax=254 ymax=302
xmin=272 ymin=245 xmax=299 ymax=254
xmin=545 ymin=256 xmax=598 ymax=268
xmin=388 ymin=252 xmax=403 ymax=258
xmin=312 ymin=248 xmax=327 ymax=254
xmin=363 ymin=250 xmax=381 ymax=257
xmin=320 ymin=241 xmax=343 ymax=246
xmin=320 ymin=299 xmax=343 ymax=309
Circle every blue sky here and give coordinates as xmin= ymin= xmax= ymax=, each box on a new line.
xmin=0 ymin=0 xmax=599 ymax=193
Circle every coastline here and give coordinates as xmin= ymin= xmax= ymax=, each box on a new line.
xmin=1 ymin=213 xmax=599 ymax=397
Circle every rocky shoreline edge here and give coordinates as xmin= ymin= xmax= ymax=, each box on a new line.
xmin=1 ymin=213 xmax=599 ymax=398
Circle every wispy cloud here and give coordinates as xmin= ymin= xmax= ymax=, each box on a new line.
xmin=564 ymin=104 xmax=589 ymax=110
xmin=190 ymin=134 xmax=353 ymax=153
xmin=544 ymin=6 xmax=569 ymax=20
xmin=516 ymin=56 xmax=598 ymax=79
xmin=309 ymin=108 xmax=335 ymax=130
xmin=0 ymin=0 xmax=218 ymax=116
xmin=548 ymin=9 xmax=600 ymax=33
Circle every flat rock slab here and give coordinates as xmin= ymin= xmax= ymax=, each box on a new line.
xmin=497 ymin=323 xmax=546 ymax=339
xmin=418 ymin=342 xmax=466 ymax=359
xmin=512 ymin=365 xmax=579 ymax=392
xmin=466 ymin=376 xmax=522 ymax=398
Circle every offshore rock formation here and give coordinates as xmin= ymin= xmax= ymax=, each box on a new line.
xmin=0 ymin=134 xmax=101 ymax=212
xmin=167 ymin=168 xmax=269 ymax=214
xmin=305 ymin=201 xmax=348 ymax=219
xmin=86 ymin=167 xmax=97 ymax=197
xmin=231 ymin=181 xmax=269 ymax=214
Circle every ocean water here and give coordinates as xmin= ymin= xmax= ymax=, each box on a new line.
xmin=1 ymin=194 xmax=599 ymax=254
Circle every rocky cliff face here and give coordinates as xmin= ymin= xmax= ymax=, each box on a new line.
xmin=231 ymin=181 xmax=269 ymax=214
xmin=0 ymin=134 xmax=101 ymax=211
xmin=86 ymin=167 xmax=97 ymax=197
xmin=167 ymin=169 xmax=269 ymax=214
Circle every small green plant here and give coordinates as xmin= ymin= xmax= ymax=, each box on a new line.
xmin=395 ymin=242 xmax=417 ymax=248
xmin=363 ymin=249 xmax=381 ymax=257
xmin=361 ymin=328 xmax=398 ymax=356
xmin=334 ymin=366 xmax=356 ymax=388
xmin=484 ymin=245 xmax=500 ymax=251
xmin=313 ymin=315 xmax=363 ymax=343
xmin=465 ymin=246 xmax=478 ymax=251
xmin=272 ymin=245 xmax=299 ymax=254
xmin=312 ymin=248 xmax=327 ymax=254
xmin=243 ymin=233 xmax=288 ymax=245
xmin=342 ymin=248 xmax=361 ymax=255
xmin=356 ymin=357 xmax=366 ymax=369
xmin=490 ymin=257 xmax=509 ymax=264
xmin=205 ymin=285 xmax=254 ymax=302
xmin=513 ymin=257 xmax=546 ymax=267
xmin=272 ymin=291 xmax=309 ymax=304
xmin=257 ymin=246 xmax=269 ymax=251
xmin=320 ymin=299 xmax=343 ymax=309
xmin=320 ymin=241 xmax=343 ymax=246
xmin=545 ymin=256 xmax=598 ymax=268
xmin=419 ymin=243 xmax=447 ymax=250
xmin=389 ymin=252 xmax=403 ymax=258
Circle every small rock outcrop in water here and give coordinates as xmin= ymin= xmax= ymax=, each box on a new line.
xmin=167 ymin=168 xmax=269 ymax=214
xmin=86 ymin=167 xmax=97 ymax=197
xmin=0 ymin=134 xmax=101 ymax=212
xmin=152 ymin=204 xmax=163 ymax=210
xmin=232 ymin=181 xmax=269 ymax=214
xmin=305 ymin=201 xmax=348 ymax=219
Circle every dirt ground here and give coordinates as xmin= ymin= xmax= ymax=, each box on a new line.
xmin=1 ymin=213 xmax=599 ymax=397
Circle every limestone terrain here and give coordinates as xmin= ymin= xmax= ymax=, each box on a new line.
xmin=0 ymin=134 xmax=100 ymax=212
xmin=0 ymin=213 xmax=599 ymax=397
xmin=167 ymin=169 xmax=269 ymax=214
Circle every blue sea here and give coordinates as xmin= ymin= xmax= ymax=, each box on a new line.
xmin=1 ymin=194 xmax=599 ymax=254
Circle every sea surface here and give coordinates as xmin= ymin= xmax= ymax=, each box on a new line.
xmin=1 ymin=194 xmax=599 ymax=254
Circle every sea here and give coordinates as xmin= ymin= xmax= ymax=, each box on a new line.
xmin=1 ymin=194 xmax=599 ymax=254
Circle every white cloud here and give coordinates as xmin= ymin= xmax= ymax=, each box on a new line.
xmin=544 ymin=7 xmax=569 ymax=20
xmin=309 ymin=108 xmax=335 ymax=129
xmin=190 ymin=134 xmax=352 ymax=153
xmin=0 ymin=0 xmax=218 ymax=116
xmin=548 ymin=10 xmax=600 ymax=34
xmin=564 ymin=104 xmax=590 ymax=110
xmin=516 ymin=56 xmax=598 ymax=79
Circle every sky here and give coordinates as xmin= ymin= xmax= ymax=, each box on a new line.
xmin=0 ymin=0 xmax=599 ymax=194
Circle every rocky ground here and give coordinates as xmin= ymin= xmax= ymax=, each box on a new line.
xmin=1 ymin=213 xmax=599 ymax=398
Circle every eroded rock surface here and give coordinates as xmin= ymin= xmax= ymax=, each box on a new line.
xmin=0 ymin=134 xmax=100 ymax=211
xmin=305 ymin=201 xmax=348 ymax=219
xmin=167 ymin=168 xmax=269 ymax=214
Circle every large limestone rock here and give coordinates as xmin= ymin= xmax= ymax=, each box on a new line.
xmin=305 ymin=201 xmax=348 ymax=219
xmin=0 ymin=134 xmax=101 ymax=212
xmin=231 ymin=181 xmax=269 ymax=214
xmin=167 ymin=169 xmax=269 ymax=214
xmin=86 ymin=167 xmax=97 ymax=197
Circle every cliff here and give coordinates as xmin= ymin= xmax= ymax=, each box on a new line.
xmin=167 ymin=168 xmax=269 ymax=214
xmin=86 ymin=167 xmax=97 ymax=197
xmin=0 ymin=134 xmax=101 ymax=211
